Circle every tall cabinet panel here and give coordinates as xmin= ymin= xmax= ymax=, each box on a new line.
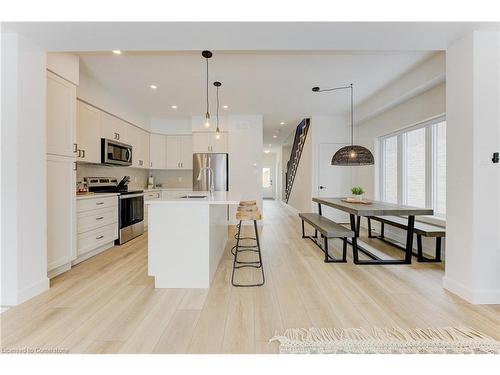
xmin=46 ymin=70 xmax=77 ymax=277
xmin=47 ymin=71 xmax=77 ymax=157
xmin=180 ymin=135 xmax=193 ymax=169
xmin=165 ymin=136 xmax=181 ymax=169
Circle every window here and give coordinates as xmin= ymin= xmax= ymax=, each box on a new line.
xmin=379 ymin=116 xmax=446 ymax=218
xmin=262 ymin=168 xmax=271 ymax=188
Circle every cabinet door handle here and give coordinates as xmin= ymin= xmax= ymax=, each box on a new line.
xmin=73 ymin=162 xmax=77 ymax=171
xmin=82 ymin=149 xmax=85 ymax=158
xmin=117 ymin=133 xmax=120 ymax=140
xmin=96 ymin=216 xmax=104 ymax=220
xmin=96 ymin=235 xmax=104 ymax=240
xmin=96 ymin=202 xmax=105 ymax=205
xmin=77 ymin=149 xmax=82 ymax=157
xmin=150 ymin=162 xmax=152 ymax=167
xmin=181 ymin=162 xmax=183 ymax=168
xmin=73 ymin=143 xmax=78 ymax=153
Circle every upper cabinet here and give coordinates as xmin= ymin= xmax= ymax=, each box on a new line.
xmin=165 ymin=135 xmax=193 ymax=169
xmin=129 ymin=126 xmax=150 ymax=169
xmin=47 ymin=71 xmax=77 ymax=158
xmin=192 ymin=132 xmax=228 ymax=153
xmin=100 ymin=112 xmax=128 ymax=143
xmin=76 ymin=100 xmax=101 ymax=163
xmin=149 ymin=133 xmax=166 ymax=169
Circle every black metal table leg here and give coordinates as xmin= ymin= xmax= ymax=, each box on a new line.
xmin=350 ymin=214 xmax=359 ymax=263
xmin=356 ymin=216 xmax=361 ymax=237
xmin=404 ymin=215 xmax=415 ymax=264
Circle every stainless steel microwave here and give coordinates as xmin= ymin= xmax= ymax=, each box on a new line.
xmin=101 ymin=138 xmax=133 ymax=166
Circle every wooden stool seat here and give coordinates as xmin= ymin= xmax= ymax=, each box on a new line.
xmin=239 ymin=200 xmax=256 ymax=206
xmin=236 ymin=208 xmax=262 ymax=221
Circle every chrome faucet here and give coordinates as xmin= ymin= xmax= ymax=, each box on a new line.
xmin=197 ymin=167 xmax=215 ymax=193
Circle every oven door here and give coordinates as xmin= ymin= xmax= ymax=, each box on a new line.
xmin=119 ymin=194 xmax=144 ymax=228
xmin=102 ymin=138 xmax=133 ymax=166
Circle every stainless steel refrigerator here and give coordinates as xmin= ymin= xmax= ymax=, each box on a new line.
xmin=192 ymin=153 xmax=229 ymax=191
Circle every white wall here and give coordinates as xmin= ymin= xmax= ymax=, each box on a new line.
xmin=77 ymin=71 xmax=150 ymax=131
xmin=1 ymin=32 xmax=49 ymax=305
xmin=46 ymin=52 xmax=79 ymax=85
xmin=443 ymin=31 xmax=500 ymax=304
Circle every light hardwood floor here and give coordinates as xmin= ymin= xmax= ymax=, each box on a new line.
xmin=1 ymin=200 xmax=499 ymax=353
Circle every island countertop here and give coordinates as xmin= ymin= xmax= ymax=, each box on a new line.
xmin=145 ymin=191 xmax=241 ymax=205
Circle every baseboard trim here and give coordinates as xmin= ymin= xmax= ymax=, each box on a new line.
xmin=17 ymin=277 xmax=50 ymax=305
xmin=280 ymin=200 xmax=299 ymax=215
xmin=72 ymin=241 xmax=114 ymax=266
xmin=443 ymin=276 xmax=500 ymax=304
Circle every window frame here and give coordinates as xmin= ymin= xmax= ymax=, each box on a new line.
xmin=378 ymin=114 xmax=446 ymax=220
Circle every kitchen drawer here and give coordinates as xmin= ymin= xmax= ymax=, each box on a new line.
xmin=144 ymin=191 xmax=161 ymax=200
xmin=77 ymin=195 xmax=117 ymax=212
xmin=77 ymin=222 xmax=118 ymax=256
xmin=77 ymin=206 xmax=117 ymax=234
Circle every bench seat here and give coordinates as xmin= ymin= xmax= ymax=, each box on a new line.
xmin=369 ymin=215 xmax=445 ymax=237
xmin=299 ymin=213 xmax=354 ymax=263
xmin=367 ymin=215 xmax=445 ymax=262
xmin=299 ymin=213 xmax=354 ymax=238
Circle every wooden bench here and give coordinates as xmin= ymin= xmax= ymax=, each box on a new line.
xmin=299 ymin=213 xmax=354 ymax=263
xmin=367 ymin=215 xmax=445 ymax=262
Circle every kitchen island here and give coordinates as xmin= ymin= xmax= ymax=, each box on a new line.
xmin=146 ymin=191 xmax=240 ymax=288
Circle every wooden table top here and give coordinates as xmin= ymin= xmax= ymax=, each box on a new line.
xmin=312 ymin=197 xmax=434 ymax=216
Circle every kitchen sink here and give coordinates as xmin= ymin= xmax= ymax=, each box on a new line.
xmin=179 ymin=195 xmax=208 ymax=199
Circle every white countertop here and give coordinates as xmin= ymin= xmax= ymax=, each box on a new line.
xmin=144 ymin=187 xmax=191 ymax=192
xmin=76 ymin=192 xmax=119 ymax=200
xmin=146 ymin=191 xmax=241 ymax=205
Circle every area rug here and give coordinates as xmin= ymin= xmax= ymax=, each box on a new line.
xmin=270 ymin=326 xmax=500 ymax=354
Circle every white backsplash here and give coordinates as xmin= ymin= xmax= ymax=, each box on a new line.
xmin=150 ymin=169 xmax=192 ymax=189
xmin=76 ymin=163 xmax=149 ymax=190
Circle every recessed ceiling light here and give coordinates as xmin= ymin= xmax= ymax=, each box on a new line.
xmin=112 ymin=50 xmax=122 ymax=55
xmin=264 ymin=150 xmax=270 ymax=154
xmin=280 ymin=122 xmax=285 ymax=125
xmin=273 ymin=135 xmax=278 ymax=139
xmin=150 ymin=85 xmax=157 ymax=90
xmin=223 ymin=105 xmax=229 ymax=109
xmin=171 ymin=105 xmax=177 ymax=109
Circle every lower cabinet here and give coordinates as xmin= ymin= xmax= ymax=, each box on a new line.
xmin=47 ymin=155 xmax=77 ymax=277
xmin=75 ymin=195 xmax=118 ymax=263
xmin=144 ymin=191 xmax=161 ymax=229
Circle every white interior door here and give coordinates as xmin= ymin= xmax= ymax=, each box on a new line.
xmin=317 ymin=143 xmax=352 ymax=223
xmin=262 ymin=163 xmax=275 ymax=199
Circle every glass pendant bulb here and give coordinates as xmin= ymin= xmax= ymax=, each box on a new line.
xmin=204 ymin=112 xmax=210 ymax=128
xmin=215 ymin=128 xmax=220 ymax=139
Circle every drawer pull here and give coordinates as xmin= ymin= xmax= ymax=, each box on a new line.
xmin=96 ymin=216 xmax=104 ymax=220
xmin=96 ymin=202 xmax=105 ymax=205
xmin=96 ymin=235 xmax=104 ymax=240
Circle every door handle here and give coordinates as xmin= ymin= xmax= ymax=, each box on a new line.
xmin=319 ymin=186 xmax=326 ymax=190
xmin=73 ymin=143 xmax=78 ymax=153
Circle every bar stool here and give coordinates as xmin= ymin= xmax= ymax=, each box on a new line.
xmin=231 ymin=201 xmax=265 ymax=287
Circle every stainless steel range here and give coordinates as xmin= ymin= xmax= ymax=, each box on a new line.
xmin=84 ymin=176 xmax=144 ymax=245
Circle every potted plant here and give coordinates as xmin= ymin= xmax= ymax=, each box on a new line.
xmin=351 ymin=186 xmax=365 ymax=201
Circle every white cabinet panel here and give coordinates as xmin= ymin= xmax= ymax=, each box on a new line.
xmin=47 ymin=71 xmax=76 ymax=157
xmin=210 ymin=132 xmax=228 ymax=153
xmin=77 ymin=207 xmax=117 ymax=234
xmin=77 ymin=223 xmax=118 ymax=257
xmin=193 ymin=132 xmax=211 ymax=153
xmin=77 ymin=195 xmax=118 ymax=212
xmin=47 ymin=155 xmax=76 ymax=272
xmin=101 ymin=112 xmax=128 ymax=143
xmin=76 ymin=101 xmax=101 ymax=163
xmin=149 ymin=133 xmax=166 ymax=169
xmin=180 ymin=135 xmax=193 ymax=169
xmin=141 ymin=130 xmax=150 ymax=169
xmin=193 ymin=132 xmax=227 ymax=153
xmin=165 ymin=135 xmax=181 ymax=169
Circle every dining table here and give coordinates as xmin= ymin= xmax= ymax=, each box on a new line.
xmin=312 ymin=197 xmax=433 ymax=265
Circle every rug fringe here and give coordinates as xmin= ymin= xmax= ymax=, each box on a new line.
xmin=269 ymin=327 xmax=500 ymax=354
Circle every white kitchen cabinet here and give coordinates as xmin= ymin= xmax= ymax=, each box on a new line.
xmin=192 ymin=132 xmax=227 ymax=153
xmin=149 ymin=133 xmax=167 ymax=169
xmin=47 ymin=71 xmax=77 ymax=157
xmin=140 ymin=130 xmax=150 ymax=169
xmin=76 ymin=100 xmax=101 ymax=163
xmin=47 ymin=154 xmax=76 ymax=275
xmin=180 ymin=135 xmax=193 ymax=169
xmin=143 ymin=191 xmax=161 ymax=229
xmin=76 ymin=195 xmax=118 ymax=261
xmin=101 ymin=112 xmax=128 ymax=143
xmin=165 ymin=135 xmax=193 ymax=169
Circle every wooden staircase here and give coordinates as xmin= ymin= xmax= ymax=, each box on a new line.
xmin=284 ymin=119 xmax=310 ymax=203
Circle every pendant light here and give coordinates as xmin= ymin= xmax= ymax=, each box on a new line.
xmin=213 ymin=81 xmax=222 ymax=139
xmin=312 ymin=84 xmax=374 ymax=166
xmin=202 ymin=50 xmax=213 ymax=128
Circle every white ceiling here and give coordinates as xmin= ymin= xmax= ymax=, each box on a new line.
xmin=79 ymin=50 xmax=433 ymax=145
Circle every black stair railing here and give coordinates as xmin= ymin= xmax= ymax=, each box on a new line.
xmin=284 ymin=119 xmax=310 ymax=203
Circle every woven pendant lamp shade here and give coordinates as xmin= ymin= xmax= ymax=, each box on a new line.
xmin=331 ymin=145 xmax=374 ymax=166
